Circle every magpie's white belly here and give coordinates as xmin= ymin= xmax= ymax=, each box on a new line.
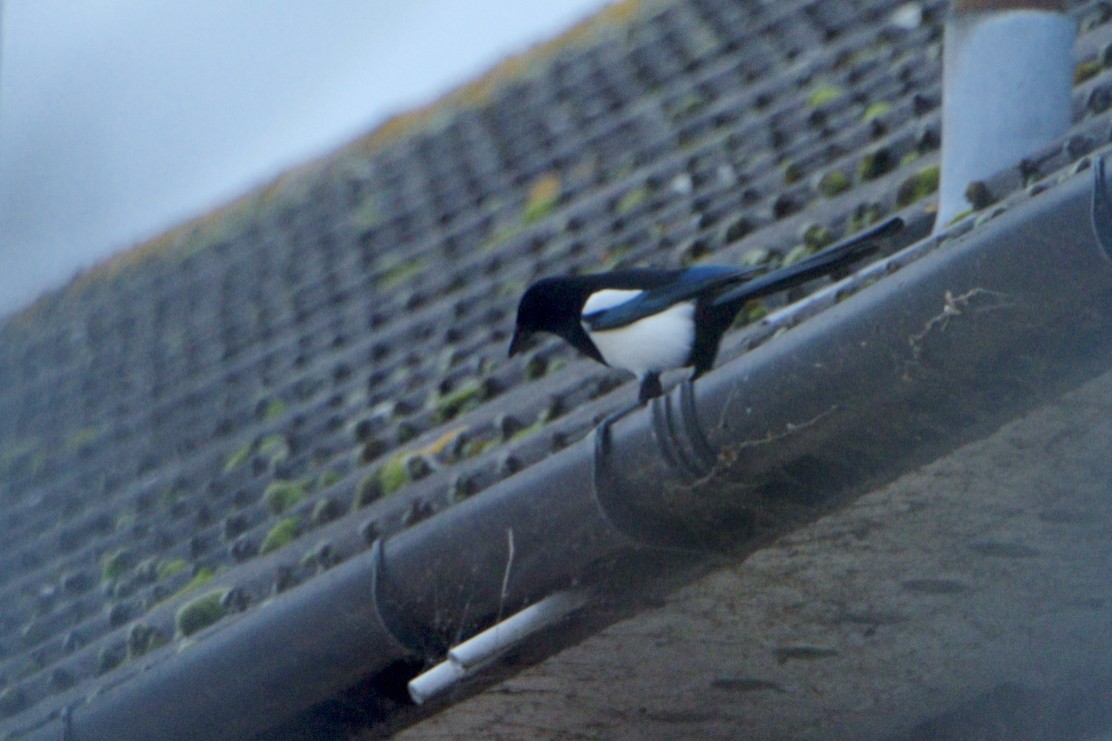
xmin=581 ymin=290 xmax=695 ymax=374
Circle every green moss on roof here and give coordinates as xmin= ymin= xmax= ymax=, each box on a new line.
xmin=315 ymin=470 xmax=343 ymax=491
xmin=178 ymin=566 xmax=216 ymax=596
xmin=176 ymin=590 xmax=230 ymax=638
xmin=800 ymin=223 xmax=834 ymax=250
xmin=101 ymin=549 xmax=135 ymax=582
xmin=257 ymin=435 xmax=285 ymax=454
xmin=511 ymin=418 xmax=546 ymax=441
xmin=849 ymin=204 xmax=884 ymax=233
xmin=807 ymin=84 xmax=843 ymax=108
xmin=260 ymin=517 xmax=301 ymax=555
xmin=264 ymin=479 xmax=306 ymax=515
xmin=740 ymin=246 xmax=771 ymax=267
xmin=157 ymin=559 xmax=188 ymax=581
xmin=432 ymin=379 xmax=490 ymax=423
xmin=615 ymin=185 xmax=650 ymax=215
xmin=225 ymin=434 xmax=289 ymax=473
xmin=261 ymin=399 xmax=287 ymax=421
xmin=1075 ymin=57 xmax=1101 ymax=85
xmin=378 ymin=258 xmax=426 ymax=289
xmin=420 ymin=426 xmax=468 ymax=458
xmin=523 ymin=174 xmax=562 ymax=224
xmin=156 ymin=565 xmax=220 ymax=607
xmin=862 ymin=101 xmax=892 ymax=122
xmin=857 ymin=148 xmax=894 ymax=181
xmin=258 ymin=434 xmax=290 ymax=465
xmin=744 ymin=302 xmax=769 ymax=323
xmin=375 ymin=455 xmax=411 ymax=497
xmin=782 ymin=244 xmax=816 ymax=268
xmin=897 ymin=164 xmax=941 ymax=207
xmin=459 ymin=436 xmax=498 ymax=460
xmin=816 ymin=169 xmax=851 ymax=198
xmin=224 ymin=440 xmax=255 ymax=473
xmin=947 ymin=208 xmax=974 ymax=226
xmin=353 ymin=435 xmax=455 ymax=509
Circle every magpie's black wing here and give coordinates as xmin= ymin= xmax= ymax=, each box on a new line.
xmin=582 ymin=264 xmax=764 ymax=332
xmin=712 ymin=216 xmax=902 ymax=309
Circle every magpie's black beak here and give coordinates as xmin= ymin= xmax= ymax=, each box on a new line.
xmin=508 ymin=327 xmax=531 ymax=357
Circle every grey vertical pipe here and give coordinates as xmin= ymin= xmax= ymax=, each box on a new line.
xmin=935 ymin=5 xmax=1074 ymax=228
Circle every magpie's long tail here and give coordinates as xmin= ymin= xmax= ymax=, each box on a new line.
xmin=713 ymin=215 xmax=902 ymax=310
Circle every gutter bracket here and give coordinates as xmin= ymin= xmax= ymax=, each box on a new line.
xmin=369 ymin=538 xmax=429 ymax=658
xmin=592 ymin=380 xmax=720 ymax=550
xmin=1090 ymin=153 xmax=1112 ymax=263
xmin=649 ymin=381 xmax=717 ymax=477
xmin=679 ymin=380 xmax=718 ymax=471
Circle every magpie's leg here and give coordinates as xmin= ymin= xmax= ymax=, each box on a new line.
xmin=638 ymin=373 xmax=663 ymax=404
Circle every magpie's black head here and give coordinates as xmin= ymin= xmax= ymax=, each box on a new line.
xmin=509 ymin=277 xmax=588 ymax=357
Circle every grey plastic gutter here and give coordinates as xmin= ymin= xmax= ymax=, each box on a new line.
xmin=16 ymin=156 xmax=1112 ymax=740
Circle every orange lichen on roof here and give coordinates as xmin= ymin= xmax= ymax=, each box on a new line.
xmin=353 ymin=0 xmax=652 ymax=154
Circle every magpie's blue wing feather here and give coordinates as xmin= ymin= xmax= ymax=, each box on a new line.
xmin=582 ymin=216 xmax=900 ymax=332
xmin=583 ymin=264 xmax=762 ymax=331
xmin=713 ymin=215 xmax=902 ymax=308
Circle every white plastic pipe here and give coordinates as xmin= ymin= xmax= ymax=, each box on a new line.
xmin=407 ymin=659 xmax=467 ymax=706
xmin=407 ymin=590 xmax=588 ymax=705
xmin=448 ymin=590 xmax=588 ymax=671
xmin=935 ymin=8 xmax=1075 ymax=229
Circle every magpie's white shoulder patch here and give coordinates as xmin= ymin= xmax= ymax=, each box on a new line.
xmin=582 ymin=297 xmax=695 ymax=376
xmin=582 ymin=289 xmax=642 ymax=316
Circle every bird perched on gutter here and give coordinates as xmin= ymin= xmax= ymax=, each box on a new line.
xmin=509 ymin=216 xmax=902 ymax=403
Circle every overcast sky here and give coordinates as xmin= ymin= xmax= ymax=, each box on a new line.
xmin=0 ymin=0 xmax=611 ymax=317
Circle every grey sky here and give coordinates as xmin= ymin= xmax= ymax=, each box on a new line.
xmin=0 ymin=0 xmax=610 ymax=316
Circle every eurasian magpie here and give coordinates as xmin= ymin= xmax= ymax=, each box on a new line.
xmin=509 ymin=216 xmax=901 ymax=403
